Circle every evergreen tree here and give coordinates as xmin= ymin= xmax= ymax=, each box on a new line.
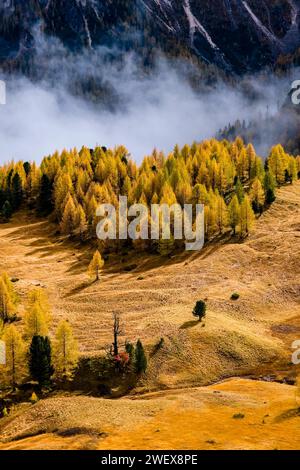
xmin=37 ymin=174 xmax=53 ymax=214
xmin=29 ymin=336 xmax=53 ymax=387
xmin=11 ymin=173 xmax=23 ymax=210
xmin=264 ymin=171 xmax=276 ymax=205
xmin=134 ymin=340 xmax=147 ymax=374
xmin=193 ymin=300 xmax=207 ymax=322
xmin=2 ymin=200 xmax=12 ymax=220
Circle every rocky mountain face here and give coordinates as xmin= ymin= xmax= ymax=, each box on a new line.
xmin=0 ymin=0 xmax=299 ymax=74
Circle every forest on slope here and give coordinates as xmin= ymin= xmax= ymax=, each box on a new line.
xmin=1 ymin=138 xmax=299 ymax=254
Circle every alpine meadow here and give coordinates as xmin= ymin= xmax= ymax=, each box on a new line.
xmin=0 ymin=0 xmax=300 ymax=455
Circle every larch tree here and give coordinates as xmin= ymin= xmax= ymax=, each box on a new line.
xmin=215 ymin=194 xmax=228 ymax=234
xmin=1 ymin=272 xmax=19 ymax=306
xmin=53 ymin=320 xmax=79 ymax=381
xmin=228 ymin=195 xmax=241 ymax=235
xmin=76 ymin=204 xmax=87 ymax=241
xmin=268 ymin=145 xmax=287 ymax=184
xmin=88 ymin=250 xmax=105 ymax=281
xmin=1 ymin=324 xmax=26 ymax=389
xmin=240 ymin=195 xmax=255 ymax=237
xmin=25 ymin=302 xmax=49 ymax=338
xmin=60 ymin=194 xmax=77 ymax=235
xmin=0 ymin=278 xmax=15 ymax=323
xmin=250 ymin=177 xmax=265 ymax=214
xmin=24 ymin=289 xmax=51 ymax=339
xmin=264 ymin=170 xmax=276 ymax=205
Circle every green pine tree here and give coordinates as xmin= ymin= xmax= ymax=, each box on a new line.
xmin=29 ymin=336 xmax=53 ymax=387
xmin=134 ymin=340 xmax=147 ymax=374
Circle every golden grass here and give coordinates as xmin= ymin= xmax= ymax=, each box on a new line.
xmin=0 ymin=379 xmax=299 ymax=450
xmin=0 ymin=182 xmax=300 ymax=449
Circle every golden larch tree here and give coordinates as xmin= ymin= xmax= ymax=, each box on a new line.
xmin=240 ymin=195 xmax=255 ymax=236
xmin=0 ymin=324 xmax=26 ymax=389
xmin=53 ymin=320 xmax=79 ymax=381
xmin=88 ymin=250 xmax=105 ymax=281
xmin=228 ymin=195 xmax=241 ymax=235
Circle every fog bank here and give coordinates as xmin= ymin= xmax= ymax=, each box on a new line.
xmin=0 ymin=38 xmax=295 ymax=163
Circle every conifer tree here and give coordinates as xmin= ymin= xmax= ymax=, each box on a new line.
xmin=11 ymin=172 xmax=23 ymax=210
xmin=0 ymin=278 xmax=15 ymax=323
xmin=240 ymin=195 xmax=255 ymax=236
xmin=76 ymin=204 xmax=87 ymax=241
xmin=235 ymin=178 xmax=245 ymax=203
xmin=37 ymin=174 xmax=53 ymax=214
xmin=24 ymin=289 xmax=51 ymax=338
xmin=53 ymin=320 xmax=79 ymax=381
xmin=88 ymin=250 xmax=105 ymax=281
xmin=215 ymin=194 xmax=228 ymax=234
xmin=1 ymin=324 xmax=26 ymax=389
xmin=268 ymin=145 xmax=287 ymax=184
xmin=25 ymin=302 xmax=49 ymax=338
xmin=1 ymin=272 xmax=19 ymax=306
xmin=250 ymin=177 xmax=265 ymax=214
xmin=134 ymin=339 xmax=147 ymax=374
xmin=60 ymin=194 xmax=77 ymax=235
xmin=29 ymin=336 xmax=53 ymax=387
xmin=193 ymin=300 xmax=207 ymax=322
xmin=2 ymin=200 xmax=12 ymax=220
xmin=228 ymin=195 xmax=241 ymax=235
xmin=264 ymin=171 xmax=276 ymax=205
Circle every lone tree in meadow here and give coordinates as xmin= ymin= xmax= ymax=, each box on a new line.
xmin=193 ymin=300 xmax=207 ymax=323
xmin=88 ymin=250 xmax=104 ymax=281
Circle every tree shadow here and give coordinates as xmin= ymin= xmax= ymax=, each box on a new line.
xmin=273 ymin=407 xmax=300 ymax=423
xmin=180 ymin=320 xmax=200 ymax=330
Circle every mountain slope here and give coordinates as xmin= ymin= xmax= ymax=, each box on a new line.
xmin=0 ymin=0 xmax=299 ymax=74
xmin=0 ymin=182 xmax=299 ymax=450
xmin=0 ymin=182 xmax=299 ymax=389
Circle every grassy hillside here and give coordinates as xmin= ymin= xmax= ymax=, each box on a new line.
xmin=0 ymin=182 xmax=299 ymax=389
xmin=0 ymin=179 xmax=299 ymax=450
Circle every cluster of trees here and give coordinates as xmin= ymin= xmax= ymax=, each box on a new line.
xmin=1 ymin=139 xmax=299 ymax=253
xmin=0 ymin=278 xmax=78 ymax=389
xmin=0 ymin=277 xmax=148 ymax=392
xmin=109 ymin=313 xmax=147 ymax=375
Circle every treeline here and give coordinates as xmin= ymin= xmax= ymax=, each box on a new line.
xmin=0 ymin=138 xmax=299 ymax=254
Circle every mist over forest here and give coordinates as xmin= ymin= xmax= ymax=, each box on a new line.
xmin=0 ymin=30 xmax=297 ymax=163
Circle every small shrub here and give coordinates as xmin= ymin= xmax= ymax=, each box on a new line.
xmin=29 ymin=392 xmax=39 ymax=404
xmin=233 ymin=413 xmax=245 ymax=419
xmin=231 ymin=292 xmax=240 ymax=301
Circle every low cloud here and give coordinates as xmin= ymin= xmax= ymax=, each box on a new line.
xmin=0 ymin=33 xmax=296 ymax=163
